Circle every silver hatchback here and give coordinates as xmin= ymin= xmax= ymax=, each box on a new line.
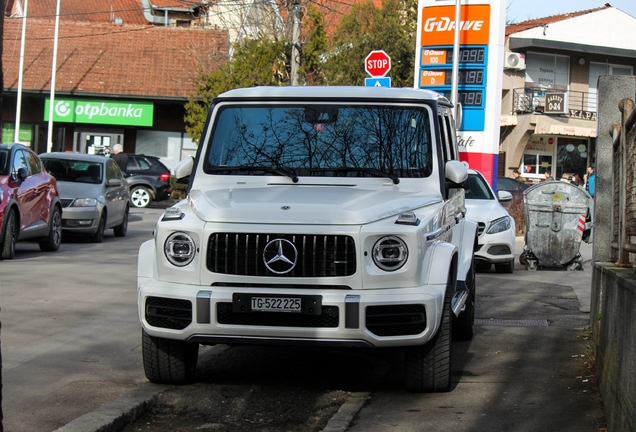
xmin=40 ymin=153 xmax=130 ymax=243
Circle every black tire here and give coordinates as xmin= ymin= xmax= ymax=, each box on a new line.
xmin=405 ymin=282 xmax=453 ymax=393
xmin=39 ymin=206 xmax=62 ymax=252
xmin=495 ymin=259 xmax=514 ymax=274
xmin=142 ymin=329 xmax=198 ymax=384
xmin=454 ymin=260 xmax=475 ymax=341
xmin=475 ymin=261 xmax=491 ymax=272
xmin=130 ymin=186 xmax=152 ymax=208
xmin=89 ymin=214 xmax=105 ymax=243
xmin=1 ymin=208 xmax=17 ymax=260
xmin=113 ymin=206 xmax=129 ymax=237
xmin=519 ymin=252 xmax=528 ymax=265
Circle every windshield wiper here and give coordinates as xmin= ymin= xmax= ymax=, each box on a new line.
xmin=208 ymin=165 xmax=298 ymax=183
xmin=320 ymin=167 xmax=400 ymax=185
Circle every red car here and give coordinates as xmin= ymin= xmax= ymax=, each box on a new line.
xmin=0 ymin=143 xmax=62 ymax=259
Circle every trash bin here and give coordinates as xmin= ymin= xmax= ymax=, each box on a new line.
xmin=519 ymin=181 xmax=594 ymax=271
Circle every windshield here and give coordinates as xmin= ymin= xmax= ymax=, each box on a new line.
xmin=464 ymin=173 xmax=494 ymax=200
xmin=204 ymin=103 xmax=433 ymax=179
xmin=42 ymin=159 xmax=103 ymax=184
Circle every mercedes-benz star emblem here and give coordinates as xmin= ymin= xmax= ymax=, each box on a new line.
xmin=263 ymin=239 xmax=298 ymax=274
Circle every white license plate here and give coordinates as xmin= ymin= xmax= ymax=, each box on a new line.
xmin=251 ymin=297 xmax=301 ymax=313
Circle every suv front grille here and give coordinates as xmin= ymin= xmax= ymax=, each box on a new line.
xmin=145 ymin=297 xmax=192 ymax=330
xmin=216 ymin=303 xmax=339 ymax=327
xmin=60 ymin=199 xmax=74 ymax=208
xmin=477 ymin=222 xmax=486 ymax=236
xmin=207 ymin=233 xmax=356 ymax=277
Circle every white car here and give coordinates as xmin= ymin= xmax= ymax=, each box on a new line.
xmin=137 ymin=86 xmax=478 ymax=393
xmin=464 ymin=169 xmax=516 ymax=273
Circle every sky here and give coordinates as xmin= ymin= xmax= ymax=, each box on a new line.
xmin=506 ymin=0 xmax=636 ymax=23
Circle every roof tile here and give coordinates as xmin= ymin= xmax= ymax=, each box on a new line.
xmin=2 ymin=19 xmax=229 ymax=98
xmin=506 ymin=3 xmax=612 ymax=36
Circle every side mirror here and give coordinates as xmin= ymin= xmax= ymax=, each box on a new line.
xmin=174 ymin=156 xmax=194 ymax=184
xmin=15 ymin=167 xmax=29 ymax=182
xmin=107 ymin=178 xmax=123 ymax=187
xmin=445 ymin=160 xmax=468 ymax=186
xmin=497 ymin=190 xmax=513 ymax=202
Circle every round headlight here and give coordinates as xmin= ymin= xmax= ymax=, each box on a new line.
xmin=164 ymin=232 xmax=196 ymax=267
xmin=372 ymin=236 xmax=408 ymax=271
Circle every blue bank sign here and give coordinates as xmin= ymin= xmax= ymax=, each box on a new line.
xmin=44 ymin=98 xmax=154 ymax=127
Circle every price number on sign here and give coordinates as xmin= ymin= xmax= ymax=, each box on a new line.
xmin=446 ymin=48 xmax=486 ymax=64
xmin=458 ymin=91 xmax=483 ymax=106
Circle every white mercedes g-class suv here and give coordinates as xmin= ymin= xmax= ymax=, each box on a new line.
xmin=138 ymin=86 xmax=477 ymax=392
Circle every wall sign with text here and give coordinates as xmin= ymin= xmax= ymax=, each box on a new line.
xmin=44 ymin=98 xmax=154 ymax=127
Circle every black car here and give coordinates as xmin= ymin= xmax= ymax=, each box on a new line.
xmin=125 ymin=154 xmax=172 ymax=208
xmin=497 ymin=176 xmax=530 ymax=210
xmin=497 ymin=176 xmax=530 ymax=234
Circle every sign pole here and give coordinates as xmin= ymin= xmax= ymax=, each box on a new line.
xmin=450 ymin=0 xmax=460 ymax=109
xmin=47 ymin=0 xmax=61 ymax=153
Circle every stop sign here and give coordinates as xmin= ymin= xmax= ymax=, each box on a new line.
xmin=365 ymin=50 xmax=391 ymax=77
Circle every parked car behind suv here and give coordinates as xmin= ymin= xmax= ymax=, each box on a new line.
xmin=464 ymin=170 xmax=516 ymax=273
xmin=125 ymin=154 xmax=172 ymax=208
xmin=497 ymin=176 xmax=530 ymax=212
xmin=40 ymin=153 xmax=130 ymax=243
xmin=0 ymin=143 xmax=62 ymax=259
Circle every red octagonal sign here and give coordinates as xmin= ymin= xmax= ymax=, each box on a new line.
xmin=365 ymin=50 xmax=391 ymax=78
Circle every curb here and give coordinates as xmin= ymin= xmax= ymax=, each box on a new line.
xmin=53 ymin=383 xmax=170 ymax=432
xmin=321 ymin=392 xmax=371 ymax=432
xmin=55 ymin=385 xmax=369 ymax=432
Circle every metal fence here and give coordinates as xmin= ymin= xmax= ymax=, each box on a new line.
xmin=513 ymin=87 xmax=597 ymax=115
xmin=610 ymin=98 xmax=636 ymax=266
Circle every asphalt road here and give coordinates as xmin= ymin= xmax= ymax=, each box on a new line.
xmin=1 ymin=207 xmax=166 ymax=432
xmin=1 ymin=210 xmax=605 ymax=432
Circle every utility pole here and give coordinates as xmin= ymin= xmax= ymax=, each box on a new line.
xmin=290 ymin=0 xmax=301 ymax=86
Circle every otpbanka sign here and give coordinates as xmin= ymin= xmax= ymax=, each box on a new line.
xmin=44 ymin=98 xmax=154 ymax=127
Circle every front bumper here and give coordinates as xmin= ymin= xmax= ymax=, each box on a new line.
xmin=61 ymin=206 xmax=100 ymax=234
xmin=138 ymin=278 xmax=445 ymax=348
xmin=474 ymin=229 xmax=515 ymax=264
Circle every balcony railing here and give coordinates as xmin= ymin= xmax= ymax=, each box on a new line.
xmin=512 ymin=87 xmax=597 ymax=118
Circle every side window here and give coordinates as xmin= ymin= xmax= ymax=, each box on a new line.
xmin=444 ymin=115 xmax=458 ymax=160
xmin=437 ymin=109 xmax=455 ymax=161
xmin=107 ymin=160 xmax=122 ymax=180
xmin=27 ymin=151 xmax=42 ymax=175
xmin=13 ymin=150 xmax=30 ymax=176
xmin=126 ymin=157 xmax=138 ymax=171
xmin=137 ymin=158 xmax=152 ymax=171
xmin=437 ymin=114 xmax=450 ymax=161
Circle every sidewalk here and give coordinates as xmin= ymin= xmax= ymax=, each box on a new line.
xmin=512 ymin=235 xmax=594 ymax=312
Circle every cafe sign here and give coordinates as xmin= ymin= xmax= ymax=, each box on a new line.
xmin=44 ymin=98 xmax=154 ymax=126
xmin=545 ymin=92 xmax=567 ymax=115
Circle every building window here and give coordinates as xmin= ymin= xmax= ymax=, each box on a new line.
xmin=135 ymin=130 xmax=195 ymax=173
xmin=522 ymin=152 xmax=553 ymax=178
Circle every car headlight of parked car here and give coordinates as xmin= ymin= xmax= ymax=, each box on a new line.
xmin=71 ymin=198 xmax=99 ymax=207
xmin=372 ymin=235 xmax=408 ymax=271
xmin=164 ymin=232 xmax=196 ymax=267
xmin=487 ymin=215 xmax=512 ymax=234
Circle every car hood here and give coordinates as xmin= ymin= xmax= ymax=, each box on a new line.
xmin=464 ymin=199 xmax=509 ymax=223
xmin=55 ymin=181 xmax=104 ymax=199
xmin=188 ymin=184 xmax=442 ymax=225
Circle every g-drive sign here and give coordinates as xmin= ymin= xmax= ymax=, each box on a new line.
xmin=365 ymin=50 xmax=391 ymax=77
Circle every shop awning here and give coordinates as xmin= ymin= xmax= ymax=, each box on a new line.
xmin=500 ymin=115 xmax=518 ymax=126
xmin=534 ymin=116 xmax=597 ymax=138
